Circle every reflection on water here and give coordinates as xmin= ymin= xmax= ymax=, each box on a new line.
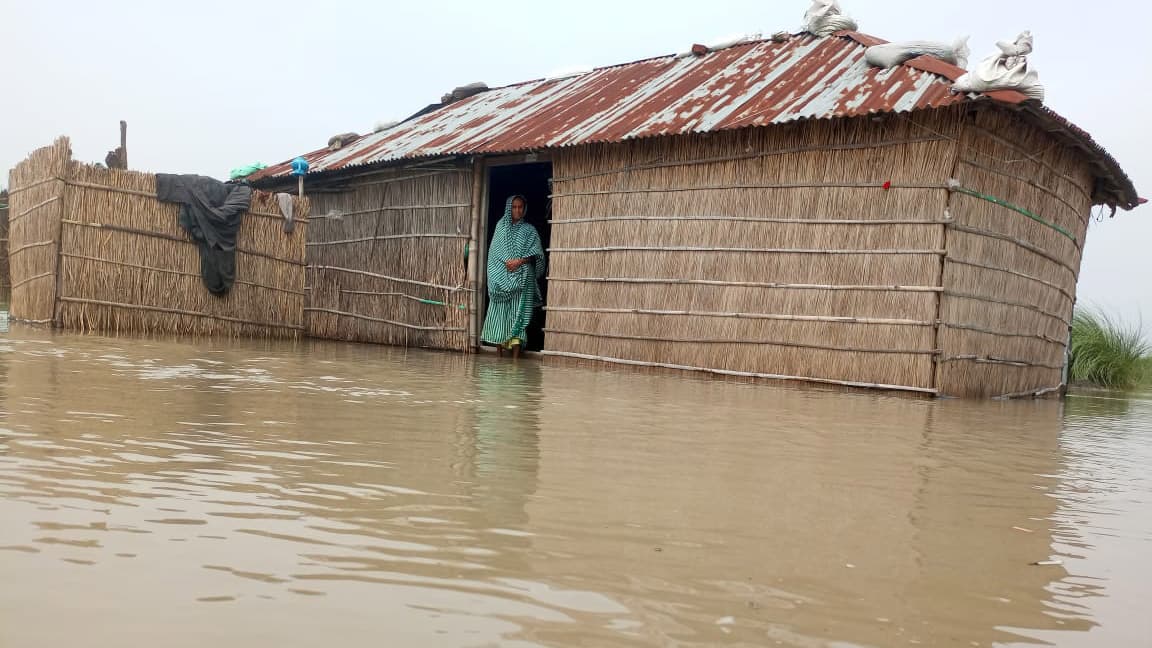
xmin=0 ymin=327 xmax=1148 ymax=647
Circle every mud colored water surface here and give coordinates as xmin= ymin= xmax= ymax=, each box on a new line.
xmin=0 ymin=328 xmax=1148 ymax=647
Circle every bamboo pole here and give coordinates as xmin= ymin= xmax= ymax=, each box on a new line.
xmin=945 ymin=257 xmax=1074 ymax=302
xmin=10 ymin=196 xmax=60 ymax=223
xmin=304 ymin=307 xmax=467 ymax=332
xmin=340 ymin=289 xmax=465 ymax=306
xmin=303 ymin=162 xmax=467 ymax=188
xmin=967 ymin=124 xmax=1089 ymax=198
xmin=64 ymin=181 xmax=308 ymax=223
xmin=350 ymin=170 xmax=469 ymax=189
xmin=933 ymin=121 xmax=966 ymax=390
xmin=550 ymin=136 xmax=948 ymax=183
xmin=544 ymin=328 xmax=937 ymax=354
xmin=959 ymin=157 xmax=1086 ymax=224
xmin=547 ymin=277 xmax=943 ymax=292
xmin=295 ymin=173 xmax=466 ymax=196
xmin=306 ymin=233 xmax=468 ymax=246
xmin=937 ymin=354 xmax=1064 ymax=369
xmin=544 ymin=306 xmax=936 ymax=327
xmin=248 ymin=210 xmax=305 ymax=222
xmin=51 ymin=173 xmax=72 ymax=326
xmin=308 ymin=265 xmax=470 ymax=292
xmin=310 ymin=203 xmax=471 ymax=218
xmin=120 ymin=120 xmax=128 ymax=168
xmin=941 ymin=322 xmax=1065 ymax=345
xmin=10 ymin=271 xmax=54 ymax=289
xmin=549 ymin=216 xmax=950 ymax=225
xmin=476 ymin=159 xmax=492 ymax=349
xmin=552 ymin=181 xmax=949 ymax=199
xmin=992 ymin=385 xmax=1063 ymax=400
xmin=942 ymin=290 xmax=1071 ymax=325
xmin=548 ymin=246 xmax=947 ymax=255
xmin=951 ymin=186 xmax=1079 ymax=247
xmin=467 ymin=160 xmax=483 ymax=351
xmin=58 ymin=297 xmax=305 ymax=331
xmin=276 ymin=162 xmax=470 ymax=192
xmin=947 ymin=224 xmax=1077 ymax=278
xmin=5 ymin=176 xmax=63 ymax=196
xmin=542 ymin=351 xmax=938 ymax=395
xmin=59 ymin=252 xmax=307 ymax=296
xmin=9 ymin=240 xmax=57 ymax=255
xmin=61 ymin=220 xmax=306 ymax=266
xmin=443 ymin=286 xmax=453 ymax=347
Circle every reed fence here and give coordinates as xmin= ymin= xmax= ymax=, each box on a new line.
xmin=6 ymin=137 xmax=308 ymax=337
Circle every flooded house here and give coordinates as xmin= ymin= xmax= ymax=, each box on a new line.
xmin=252 ymin=24 xmax=1139 ymax=398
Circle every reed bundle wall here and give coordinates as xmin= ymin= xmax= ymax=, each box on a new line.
xmin=7 ymin=138 xmax=70 ymax=323
xmin=546 ymin=110 xmax=965 ymax=394
xmin=305 ymin=164 xmax=473 ymax=351
xmin=0 ymin=190 xmax=10 ymax=295
xmin=7 ymin=137 xmax=308 ymax=337
xmin=936 ymin=108 xmax=1094 ymax=397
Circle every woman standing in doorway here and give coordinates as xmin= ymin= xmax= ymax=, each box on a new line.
xmin=481 ymin=195 xmax=546 ymax=358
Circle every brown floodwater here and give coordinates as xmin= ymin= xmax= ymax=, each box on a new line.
xmin=0 ymin=327 xmax=1149 ymax=647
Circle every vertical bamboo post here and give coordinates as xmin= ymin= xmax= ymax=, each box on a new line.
xmin=51 ymin=150 xmax=73 ymax=327
xmin=443 ymin=285 xmax=452 ymax=349
xmin=467 ymin=158 xmax=484 ymax=352
xmin=119 ymin=121 xmax=128 ymax=168
xmin=931 ymin=116 xmax=969 ymax=395
xmin=1062 ymin=294 xmax=1075 ymax=392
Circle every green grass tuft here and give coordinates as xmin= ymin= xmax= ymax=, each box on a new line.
xmin=1068 ymin=308 xmax=1151 ymax=390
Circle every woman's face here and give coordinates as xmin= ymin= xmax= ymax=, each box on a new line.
xmin=511 ymin=198 xmax=526 ymax=222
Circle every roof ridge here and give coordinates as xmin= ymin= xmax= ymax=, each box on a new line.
xmin=482 ymin=37 xmax=774 ymax=92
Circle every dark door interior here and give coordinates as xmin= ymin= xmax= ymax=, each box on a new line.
xmin=483 ymin=162 xmax=553 ymax=352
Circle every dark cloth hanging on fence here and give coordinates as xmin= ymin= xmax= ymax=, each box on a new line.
xmin=155 ymin=174 xmax=252 ymax=296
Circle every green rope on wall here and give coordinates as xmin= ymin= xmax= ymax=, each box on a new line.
xmin=951 ymin=186 xmax=1076 ymax=243
xmin=418 ymin=298 xmax=467 ymax=309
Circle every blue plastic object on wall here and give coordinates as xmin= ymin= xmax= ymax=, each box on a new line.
xmin=290 ymin=157 xmax=310 ymax=177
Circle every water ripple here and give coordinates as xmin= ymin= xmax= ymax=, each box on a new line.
xmin=0 ymin=329 xmax=1148 ymax=647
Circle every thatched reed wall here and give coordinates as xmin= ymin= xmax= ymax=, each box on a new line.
xmin=545 ymin=105 xmax=1098 ymax=397
xmin=936 ymin=108 xmax=1094 ymax=397
xmin=546 ymin=110 xmax=964 ymax=394
xmin=0 ymin=189 xmax=10 ymax=296
xmin=304 ymin=162 xmax=473 ymax=351
xmin=7 ymin=137 xmax=308 ymax=337
xmin=7 ymin=138 xmax=69 ymax=323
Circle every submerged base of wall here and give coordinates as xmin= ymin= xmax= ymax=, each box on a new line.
xmin=541 ymin=350 xmax=939 ymax=396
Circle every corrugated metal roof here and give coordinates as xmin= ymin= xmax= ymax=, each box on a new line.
xmin=252 ymin=31 xmax=1137 ymax=209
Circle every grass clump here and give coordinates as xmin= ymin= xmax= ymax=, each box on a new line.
xmin=1068 ymin=308 xmax=1150 ymax=389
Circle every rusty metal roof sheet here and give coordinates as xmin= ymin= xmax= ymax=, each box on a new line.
xmin=253 ymin=31 xmax=1137 ymax=209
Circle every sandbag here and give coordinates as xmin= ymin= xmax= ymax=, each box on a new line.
xmin=804 ymin=0 xmax=858 ymax=37
xmin=952 ymin=32 xmax=1044 ymax=101
xmin=865 ymin=37 xmax=970 ymax=69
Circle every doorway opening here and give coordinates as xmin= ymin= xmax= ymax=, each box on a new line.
xmin=482 ymin=161 xmax=553 ymax=353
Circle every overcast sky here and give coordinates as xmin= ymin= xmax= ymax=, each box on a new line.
xmin=3 ymin=0 xmax=1147 ymax=324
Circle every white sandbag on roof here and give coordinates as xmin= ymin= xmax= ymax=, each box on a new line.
xmin=804 ymin=0 xmax=858 ymax=37
xmin=952 ymin=32 xmax=1044 ymax=101
xmin=864 ymin=37 xmax=970 ymax=69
